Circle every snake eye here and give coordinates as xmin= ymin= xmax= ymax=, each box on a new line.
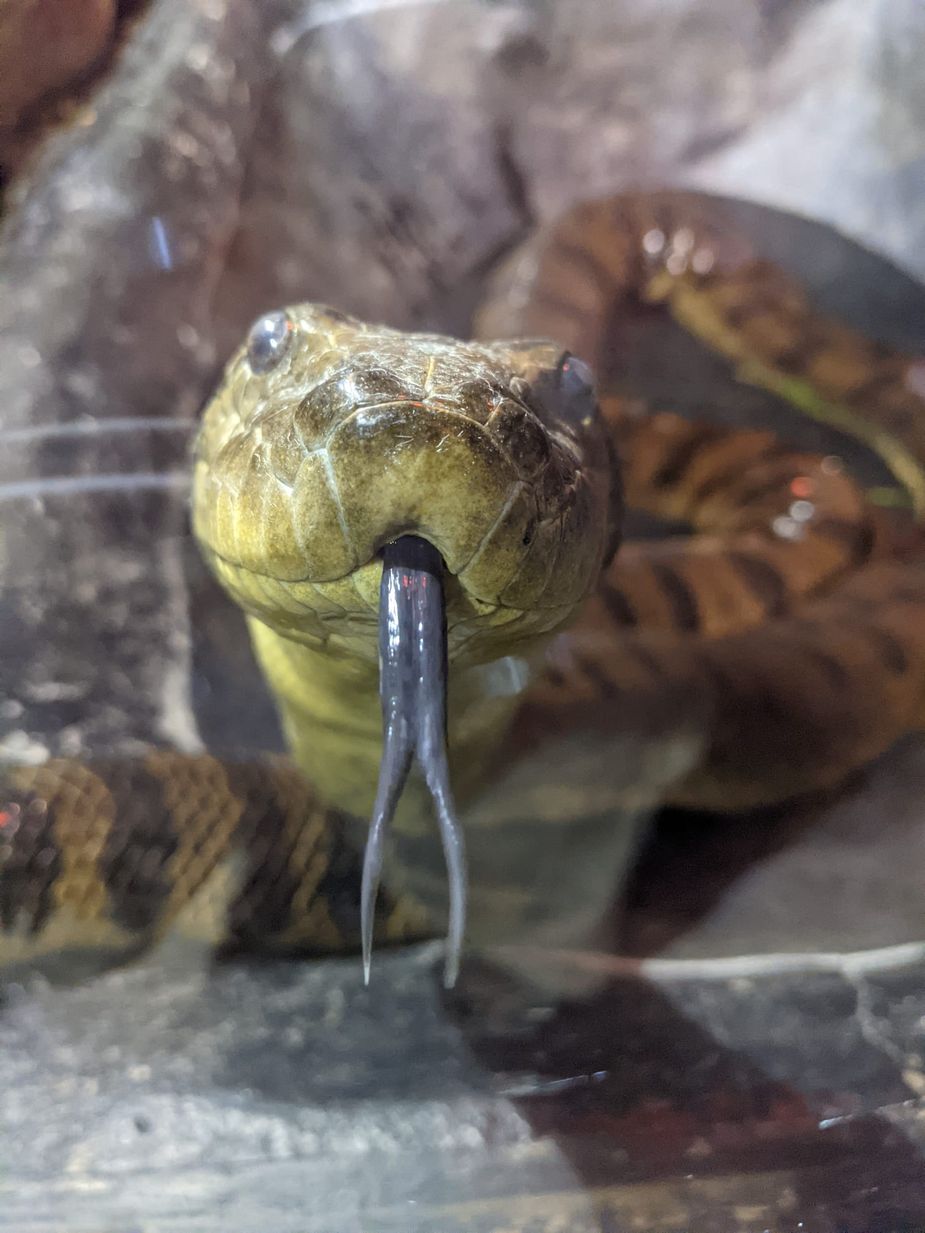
xmin=246 ymin=310 xmax=294 ymax=373
xmin=555 ymin=352 xmax=597 ymax=423
xmin=558 ymin=351 xmax=595 ymax=396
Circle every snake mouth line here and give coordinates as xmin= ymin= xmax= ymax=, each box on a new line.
xmin=361 ymin=535 xmax=466 ymax=989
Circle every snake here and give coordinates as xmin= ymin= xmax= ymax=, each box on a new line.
xmin=4 ymin=189 xmax=925 ymax=984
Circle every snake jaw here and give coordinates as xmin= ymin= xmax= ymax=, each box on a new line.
xmin=362 ymin=535 xmax=466 ymax=989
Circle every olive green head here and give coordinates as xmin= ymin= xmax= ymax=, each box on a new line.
xmin=192 ymin=303 xmax=621 ymax=664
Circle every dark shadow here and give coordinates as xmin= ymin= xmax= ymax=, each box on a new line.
xmin=618 ymin=795 xmax=830 ymax=957
xmin=446 ymin=957 xmax=925 ymax=1232
xmin=183 ymin=533 xmax=286 ymax=755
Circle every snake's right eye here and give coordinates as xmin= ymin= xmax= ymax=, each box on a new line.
xmin=548 ymin=351 xmax=597 ymax=427
xmin=246 ymin=310 xmax=294 ymax=373
xmin=557 ymin=352 xmax=596 ymax=403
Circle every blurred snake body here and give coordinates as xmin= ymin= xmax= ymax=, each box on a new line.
xmin=4 ymin=191 xmax=925 ymax=976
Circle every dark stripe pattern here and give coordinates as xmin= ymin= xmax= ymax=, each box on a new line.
xmin=308 ymin=813 xmax=371 ymax=943
xmin=224 ymin=766 xmax=302 ymax=946
xmin=812 ymin=516 xmax=874 ymax=564
xmin=648 ymin=423 xmax=722 ymax=490
xmin=689 ymin=442 xmax=792 ymax=504
xmin=799 ymin=643 xmax=853 ymax=691
xmin=572 ymin=651 xmax=619 ymax=699
xmin=599 ymin=579 xmax=638 ymax=627
xmin=726 ymin=551 xmax=789 ymax=617
xmin=97 ymin=761 xmax=179 ymax=933
xmin=860 ymin=624 xmax=909 ymax=675
xmin=650 ymin=561 xmax=700 ymax=631
xmin=0 ymin=789 xmax=62 ymax=935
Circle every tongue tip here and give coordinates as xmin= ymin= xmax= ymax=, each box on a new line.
xmin=443 ymin=951 xmax=460 ymax=990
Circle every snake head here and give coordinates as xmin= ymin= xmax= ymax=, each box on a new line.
xmin=192 ymin=303 xmax=620 ymax=665
xmin=192 ymin=304 xmax=621 ymax=984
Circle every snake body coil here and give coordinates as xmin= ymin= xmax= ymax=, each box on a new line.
xmin=4 ymin=191 xmax=925 ymax=974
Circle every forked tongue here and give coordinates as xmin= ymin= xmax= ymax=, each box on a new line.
xmin=361 ymin=535 xmax=466 ymax=989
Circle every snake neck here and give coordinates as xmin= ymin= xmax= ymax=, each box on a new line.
xmin=246 ymin=616 xmax=539 ymax=833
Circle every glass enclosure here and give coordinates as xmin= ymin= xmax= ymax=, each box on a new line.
xmin=3 ymin=2 xmax=925 ymax=1229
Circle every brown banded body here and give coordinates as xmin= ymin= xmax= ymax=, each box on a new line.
xmin=0 ymin=752 xmax=430 ymax=973
xmin=478 ymin=190 xmax=925 ymax=808
xmin=4 ymin=190 xmax=925 ymax=977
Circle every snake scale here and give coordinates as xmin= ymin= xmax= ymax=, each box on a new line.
xmin=4 ymin=190 xmax=925 ymax=979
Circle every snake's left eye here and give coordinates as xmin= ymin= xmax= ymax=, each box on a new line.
xmin=246 ymin=310 xmax=294 ymax=373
